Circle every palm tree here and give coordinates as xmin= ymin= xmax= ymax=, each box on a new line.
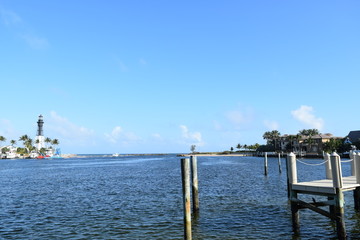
xmin=298 ymin=129 xmax=320 ymax=153
xmin=19 ymin=134 xmax=29 ymax=142
xmin=51 ymin=139 xmax=59 ymax=149
xmin=10 ymin=140 xmax=16 ymax=146
xmin=295 ymin=134 xmax=302 ymax=152
xmin=287 ymin=135 xmax=295 ymax=152
xmin=25 ymin=138 xmax=34 ymax=152
xmin=45 ymin=137 xmax=52 ymax=148
xmin=263 ymin=131 xmax=273 ymax=145
xmin=236 ymin=144 xmax=242 ymax=151
xmin=19 ymin=137 xmax=34 ymax=154
xmin=0 ymin=135 xmax=6 ymax=146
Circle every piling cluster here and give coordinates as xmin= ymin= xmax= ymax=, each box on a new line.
xmin=181 ymin=156 xmax=199 ymax=240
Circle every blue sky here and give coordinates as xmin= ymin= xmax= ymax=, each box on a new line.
xmin=0 ymin=1 xmax=359 ymax=154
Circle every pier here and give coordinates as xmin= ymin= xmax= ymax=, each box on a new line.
xmin=287 ymin=152 xmax=360 ymax=239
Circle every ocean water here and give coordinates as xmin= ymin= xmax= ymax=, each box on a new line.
xmin=0 ymin=155 xmax=359 ymax=239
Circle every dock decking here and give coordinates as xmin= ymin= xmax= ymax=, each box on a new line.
xmin=292 ymin=176 xmax=360 ymax=195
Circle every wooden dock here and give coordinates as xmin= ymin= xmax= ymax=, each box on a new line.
xmin=287 ymin=152 xmax=360 ymax=239
xmin=291 ymin=176 xmax=359 ymax=195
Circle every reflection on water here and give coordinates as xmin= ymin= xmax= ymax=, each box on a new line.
xmin=0 ymin=155 xmax=359 ymax=239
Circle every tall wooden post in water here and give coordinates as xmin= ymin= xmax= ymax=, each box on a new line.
xmin=264 ymin=152 xmax=268 ymax=176
xmin=330 ymin=152 xmax=346 ymax=239
xmin=181 ymin=158 xmax=192 ymax=240
xmin=190 ymin=155 xmax=199 ymax=215
xmin=278 ymin=152 xmax=282 ymax=173
xmin=354 ymin=152 xmax=360 ymax=211
xmin=287 ymin=152 xmax=300 ymax=233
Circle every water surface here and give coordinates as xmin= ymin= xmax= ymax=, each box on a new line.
xmin=0 ymin=155 xmax=359 ymax=239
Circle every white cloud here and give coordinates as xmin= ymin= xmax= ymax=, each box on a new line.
xmin=139 ymin=58 xmax=147 ymax=65
xmin=226 ymin=108 xmax=253 ymax=129
xmin=291 ymin=105 xmax=324 ymax=130
xmin=180 ymin=125 xmax=204 ymax=146
xmin=48 ymin=111 xmax=95 ymax=145
xmin=264 ymin=120 xmax=279 ymax=130
xmin=21 ymin=34 xmax=49 ymax=49
xmin=105 ymin=126 xmax=141 ymax=145
xmin=0 ymin=8 xmax=22 ymax=26
xmin=151 ymin=133 xmax=163 ymax=140
xmin=1 ymin=7 xmax=49 ymax=49
xmin=104 ymin=126 xmax=123 ymax=143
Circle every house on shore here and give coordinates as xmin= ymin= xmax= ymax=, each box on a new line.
xmin=346 ymin=130 xmax=360 ymax=144
xmin=277 ymin=133 xmax=343 ymax=156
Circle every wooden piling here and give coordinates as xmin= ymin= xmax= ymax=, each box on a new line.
xmin=181 ymin=158 xmax=192 ymax=240
xmin=278 ymin=152 xmax=282 ymax=173
xmin=324 ymin=153 xmax=332 ymax=179
xmin=190 ymin=155 xmax=199 ymax=215
xmin=350 ymin=151 xmax=356 ymax=176
xmin=355 ymin=152 xmax=360 ymax=184
xmin=354 ymin=152 xmax=360 ymax=211
xmin=287 ymin=153 xmax=300 ymax=233
xmin=287 ymin=152 xmax=297 ymax=185
xmin=330 ymin=152 xmax=343 ymax=188
xmin=285 ymin=155 xmax=290 ymax=198
xmin=330 ymin=152 xmax=346 ymax=239
xmin=334 ymin=188 xmax=346 ymax=239
xmin=264 ymin=152 xmax=268 ymax=176
xmin=291 ymin=191 xmax=300 ymax=234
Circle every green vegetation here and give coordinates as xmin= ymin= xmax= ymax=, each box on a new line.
xmin=0 ymin=134 xmax=60 ymax=158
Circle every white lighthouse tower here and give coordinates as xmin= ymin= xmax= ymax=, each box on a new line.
xmin=35 ymin=115 xmax=45 ymax=150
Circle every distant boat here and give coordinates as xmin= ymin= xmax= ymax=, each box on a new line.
xmin=112 ymin=153 xmax=120 ymax=157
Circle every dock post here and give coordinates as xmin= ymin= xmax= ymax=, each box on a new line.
xmin=350 ymin=150 xmax=356 ymax=176
xmin=324 ymin=153 xmax=332 ymax=179
xmin=190 ymin=155 xmax=199 ymax=215
xmin=287 ymin=152 xmax=299 ymax=233
xmin=330 ymin=152 xmax=343 ymax=189
xmin=181 ymin=158 xmax=192 ymax=240
xmin=355 ymin=152 xmax=360 ymax=184
xmin=278 ymin=152 xmax=282 ymax=173
xmin=264 ymin=152 xmax=268 ymax=176
xmin=354 ymin=152 xmax=360 ymax=211
xmin=287 ymin=152 xmax=297 ymax=185
xmin=330 ymin=152 xmax=346 ymax=239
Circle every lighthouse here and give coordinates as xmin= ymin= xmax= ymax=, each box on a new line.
xmin=35 ymin=115 xmax=45 ymax=150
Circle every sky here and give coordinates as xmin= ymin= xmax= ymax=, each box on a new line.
xmin=0 ymin=1 xmax=360 ymax=154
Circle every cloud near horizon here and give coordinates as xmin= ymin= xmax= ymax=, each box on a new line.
xmin=180 ymin=125 xmax=204 ymax=146
xmin=104 ymin=126 xmax=141 ymax=146
xmin=291 ymin=105 xmax=324 ymax=130
xmin=263 ymin=120 xmax=279 ymax=130
xmin=48 ymin=111 xmax=95 ymax=145
xmin=225 ymin=107 xmax=254 ymax=130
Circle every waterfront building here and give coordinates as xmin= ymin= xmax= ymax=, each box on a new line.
xmin=278 ymin=133 xmax=343 ymax=155
xmin=347 ymin=130 xmax=360 ymax=144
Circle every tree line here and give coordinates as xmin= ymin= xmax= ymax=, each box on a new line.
xmin=260 ymin=129 xmax=354 ymax=153
xmin=0 ymin=135 xmax=59 ymax=156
